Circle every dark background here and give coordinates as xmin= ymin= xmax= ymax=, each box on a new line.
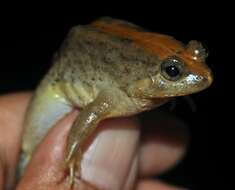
xmin=0 ymin=2 xmax=232 ymax=189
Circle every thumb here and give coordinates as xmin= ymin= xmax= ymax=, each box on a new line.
xmin=17 ymin=111 xmax=140 ymax=190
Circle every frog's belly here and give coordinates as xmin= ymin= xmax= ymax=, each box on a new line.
xmin=18 ymin=85 xmax=72 ymax=175
xmin=22 ymin=98 xmax=72 ymax=154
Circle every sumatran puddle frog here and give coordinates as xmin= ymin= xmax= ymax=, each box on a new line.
xmin=18 ymin=17 xmax=213 ymax=186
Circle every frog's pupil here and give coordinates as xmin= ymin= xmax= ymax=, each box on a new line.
xmin=165 ymin=65 xmax=179 ymax=77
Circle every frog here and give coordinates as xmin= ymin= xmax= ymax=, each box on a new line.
xmin=18 ymin=17 xmax=213 ymax=186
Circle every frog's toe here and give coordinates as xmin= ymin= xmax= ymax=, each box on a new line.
xmin=68 ymin=158 xmax=75 ymax=187
xmin=65 ymin=150 xmax=82 ymax=187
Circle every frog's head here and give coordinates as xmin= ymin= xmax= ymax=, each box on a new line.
xmin=147 ymin=40 xmax=212 ymax=98
xmin=127 ymin=38 xmax=213 ymax=98
xmin=91 ymin=18 xmax=213 ymax=98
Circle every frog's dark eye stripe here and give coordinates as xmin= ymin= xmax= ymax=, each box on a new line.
xmin=161 ymin=57 xmax=184 ymax=81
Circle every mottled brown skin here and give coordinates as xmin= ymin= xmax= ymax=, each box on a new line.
xmin=18 ymin=17 xmax=213 ymax=186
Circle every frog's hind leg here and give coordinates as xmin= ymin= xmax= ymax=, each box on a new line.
xmin=16 ymin=151 xmax=31 ymax=179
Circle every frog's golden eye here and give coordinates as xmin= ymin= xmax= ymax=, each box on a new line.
xmin=161 ymin=57 xmax=184 ymax=81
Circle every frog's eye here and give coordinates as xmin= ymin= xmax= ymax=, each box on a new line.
xmin=161 ymin=57 xmax=184 ymax=81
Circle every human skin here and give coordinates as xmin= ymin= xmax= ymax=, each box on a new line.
xmin=0 ymin=93 xmax=189 ymax=190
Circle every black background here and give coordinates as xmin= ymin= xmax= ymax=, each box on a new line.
xmin=0 ymin=2 xmax=232 ymax=189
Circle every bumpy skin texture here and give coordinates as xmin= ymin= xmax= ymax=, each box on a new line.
xmin=18 ymin=17 xmax=213 ymax=185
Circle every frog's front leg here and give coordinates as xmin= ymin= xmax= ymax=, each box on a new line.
xmin=65 ymin=90 xmax=114 ymax=185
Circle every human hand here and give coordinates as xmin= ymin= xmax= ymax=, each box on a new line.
xmin=0 ymin=93 xmax=189 ymax=190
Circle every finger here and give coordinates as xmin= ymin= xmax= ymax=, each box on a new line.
xmin=17 ymin=111 xmax=78 ymax=190
xmin=17 ymin=112 xmax=140 ymax=190
xmin=139 ymin=112 xmax=189 ymax=177
xmin=136 ymin=179 xmax=188 ymax=190
xmin=0 ymin=92 xmax=32 ymax=188
xmin=81 ymin=117 xmax=139 ymax=190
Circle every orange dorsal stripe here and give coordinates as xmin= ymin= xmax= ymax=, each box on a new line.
xmin=90 ymin=19 xmax=209 ymax=77
xmin=90 ymin=20 xmax=184 ymax=59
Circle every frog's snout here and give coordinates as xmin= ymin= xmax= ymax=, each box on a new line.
xmin=205 ymin=70 xmax=213 ymax=87
xmin=198 ymin=67 xmax=213 ymax=90
xmin=186 ymin=60 xmax=213 ymax=92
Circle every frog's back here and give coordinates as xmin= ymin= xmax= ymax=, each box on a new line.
xmin=45 ymin=18 xmax=170 ymax=107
